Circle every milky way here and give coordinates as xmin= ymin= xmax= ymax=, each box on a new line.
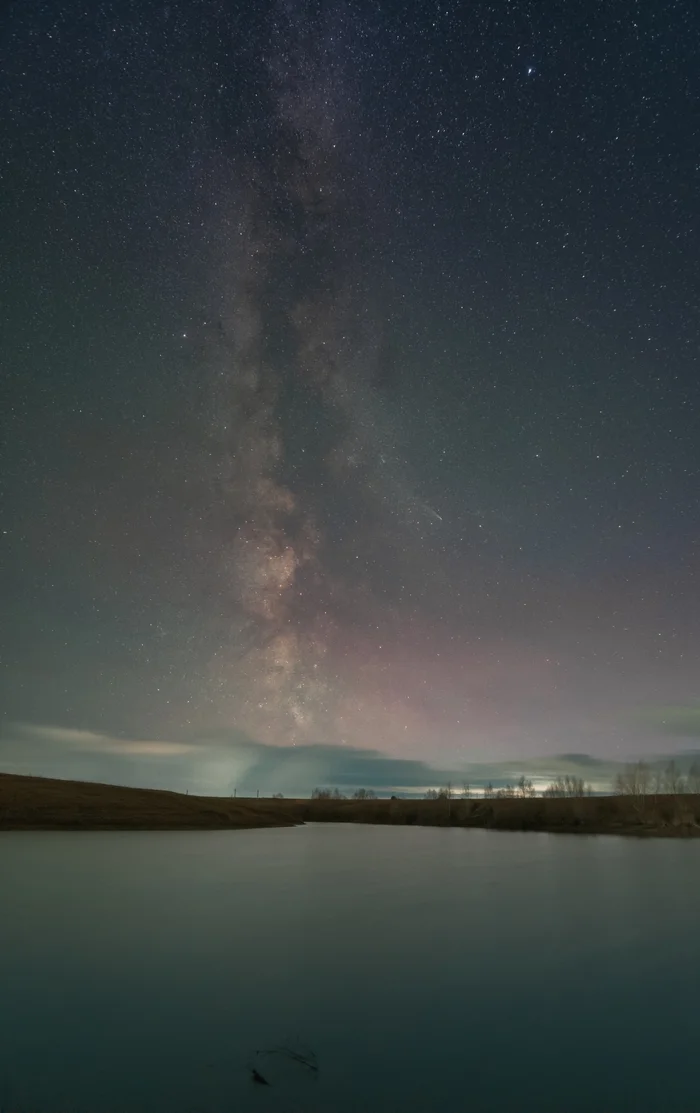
xmin=200 ymin=1 xmax=384 ymax=745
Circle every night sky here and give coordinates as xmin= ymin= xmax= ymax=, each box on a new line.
xmin=1 ymin=0 xmax=699 ymax=793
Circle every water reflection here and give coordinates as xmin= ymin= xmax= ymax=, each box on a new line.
xmin=1 ymin=825 xmax=699 ymax=1113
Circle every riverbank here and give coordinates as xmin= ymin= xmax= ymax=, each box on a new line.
xmin=287 ymin=792 xmax=700 ymax=837
xmin=2 ymin=772 xmax=700 ymax=835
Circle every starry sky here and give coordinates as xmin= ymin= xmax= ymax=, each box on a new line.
xmin=1 ymin=0 xmax=699 ymax=793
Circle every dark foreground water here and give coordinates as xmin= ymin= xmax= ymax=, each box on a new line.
xmin=1 ymin=825 xmax=699 ymax=1113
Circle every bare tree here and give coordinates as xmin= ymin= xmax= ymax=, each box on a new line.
xmin=483 ymin=782 xmax=495 ymax=798
xmin=440 ymin=782 xmax=453 ymax=820
xmin=544 ymin=776 xmax=568 ymax=797
xmin=517 ymin=775 xmax=536 ymax=798
xmin=614 ymin=770 xmax=632 ymax=796
xmin=614 ymin=762 xmax=652 ymax=797
xmin=687 ymin=761 xmax=700 ymax=793
xmin=495 ymin=783 xmax=515 ymax=798
xmin=462 ymin=781 xmax=472 ymax=798
xmin=426 ymin=785 xmax=452 ymax=800
xmin=663 ymin=760 xmax=685 ymax=794
xmin=612 ymin=760 xmax=660 ymax=819
xmin=567 ymin=775 xmax=588 ymax=797
xmin=352 ymin=788 xmax=376 ymax=799
xmin=544 ymin=774 xmax=590 ymax=797
xmin=637 ymin=762 xmax=653 ymax=795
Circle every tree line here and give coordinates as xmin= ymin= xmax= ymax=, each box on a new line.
xmin=425 ymin=775 xmax=591 ymax=799
xmin=613 ymin=759 xmax=700 ymax=796
xmin=305 ymin=763 xmax=700 ymax=801
xmin=311 ymin=787 xmax=377 ymax=800
xmin=309 ymin=777 xmax=592 ymax=800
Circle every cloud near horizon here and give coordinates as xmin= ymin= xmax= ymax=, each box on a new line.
xmin=3 ymin=721 xmax=466 ymax=796
xmin=4 ymin=721 xmax=698 ymax=798
xmin=19 ymin=725 xmax=195 ymax=756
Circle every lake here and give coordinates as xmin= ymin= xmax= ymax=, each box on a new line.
xmin=1 ymin=824 xmax=699 ymax=1113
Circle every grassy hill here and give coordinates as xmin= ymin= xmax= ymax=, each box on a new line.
xmin=0 ymin=772 xmax=300 ymax=830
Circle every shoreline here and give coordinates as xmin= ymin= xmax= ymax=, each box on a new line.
xmin=2 ymin=772 xmax=700 ymax=837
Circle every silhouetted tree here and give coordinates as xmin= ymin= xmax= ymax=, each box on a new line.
xmin=617 ymin=761 xmax=687 ymax=796
xmin=687 ymin=761 xmax=700 ymax=793
xmin=495 ymin=784 xmax=515 ymax=798
xmin=352 ymin=788 xmax=376 ymax=799
xmin=663 ymin=760 xmax=685 ymax=794
xmin=517 ymin=775 xmax=536 ymax=798
xmin=425 ymin=786 xmax=451 ymax=800
xmin=614 ymin=761 xmax=652 ymax=796
xmin=544 ymin=774 xmax=590 ymax=797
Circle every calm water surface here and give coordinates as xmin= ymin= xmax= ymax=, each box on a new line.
xmin=1 ymin=824 xmax=699 ymax=1113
